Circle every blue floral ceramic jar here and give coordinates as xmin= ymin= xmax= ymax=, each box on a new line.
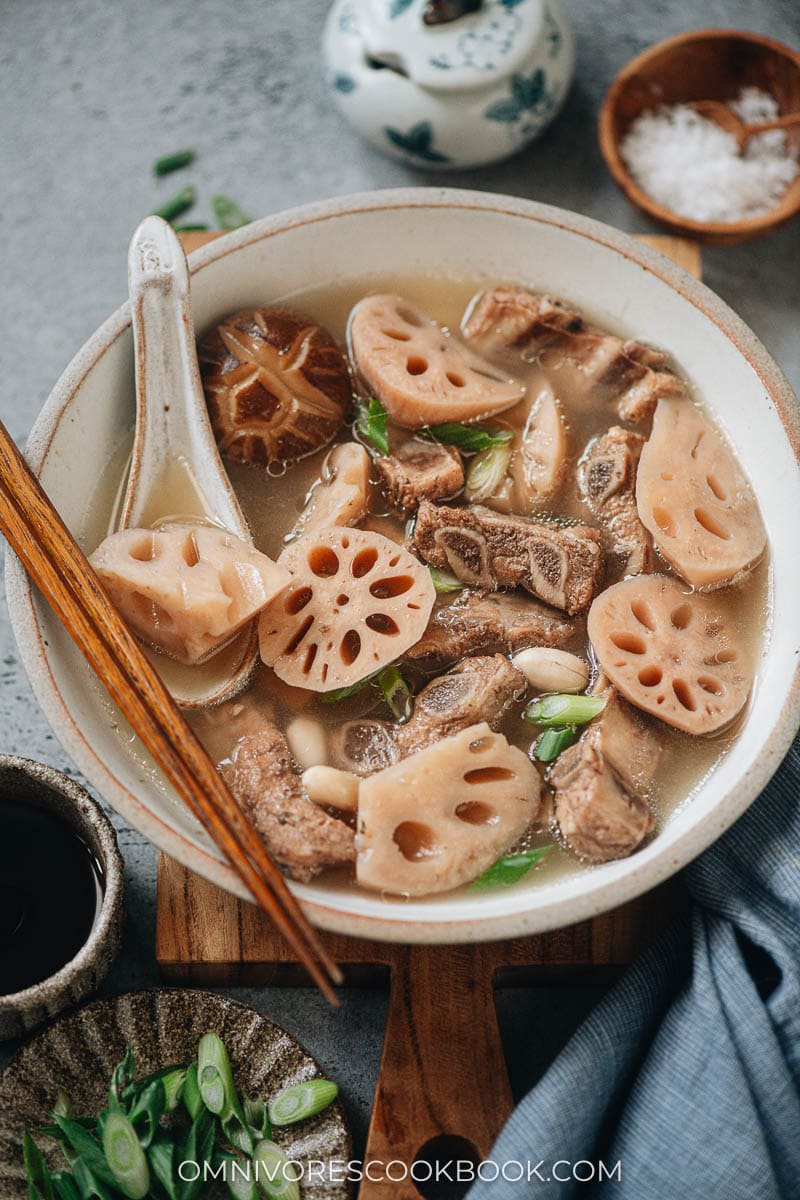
xmin=323 ymin=0 xmax=574 ymax=169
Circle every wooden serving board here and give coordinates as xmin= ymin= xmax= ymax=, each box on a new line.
xmin=157 ymin=232 xmax=700 ymax=1199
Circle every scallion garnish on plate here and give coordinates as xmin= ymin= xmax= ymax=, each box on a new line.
xmin=22 ymin=1033 xmax=338 ymax=1200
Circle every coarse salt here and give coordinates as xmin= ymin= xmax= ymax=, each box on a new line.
xmin=620 ymin=86 xmax=799 ymax=223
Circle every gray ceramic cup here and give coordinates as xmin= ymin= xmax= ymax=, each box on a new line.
xmin=0 ymin=756 xmax=124 ymax=1040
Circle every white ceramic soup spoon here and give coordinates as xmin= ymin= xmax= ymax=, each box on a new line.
xmin=118 ymin=216 xmax=258 ymax=708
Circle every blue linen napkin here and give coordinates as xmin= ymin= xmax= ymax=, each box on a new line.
xmin=470 ymin=740 xmax=800 ymax=1199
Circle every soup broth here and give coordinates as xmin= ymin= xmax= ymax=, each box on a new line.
xmin=88 ymin=271 xmax=770 ymax=898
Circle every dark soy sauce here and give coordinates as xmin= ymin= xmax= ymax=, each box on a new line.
xmin=0 ymin=800 xmax=104 ymax=996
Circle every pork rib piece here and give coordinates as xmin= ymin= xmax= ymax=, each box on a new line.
xmin=411 ymin=501 xmax=603 ymax=615
xmin=402 ymin=589 xmax=578 ymax=668
xmin=396 ymin=654 xmax=525 ymax=757
xmin=376 ymin=439 xmax=464 ymax=516
xmin=549 ymin=683 xmax=662 ymax=863
xmin=329 ymin=655 xmax=525 ymax=773
xmin=220 ymin=721 xmax=355 ymax=882
xmin=579 ymin=426 xmax=654 ymax=574
xmin=463 ymin=285 xmax=688 ymax=424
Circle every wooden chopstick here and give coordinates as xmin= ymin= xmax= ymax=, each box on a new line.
xmin=0 ymin=422 xmax=342 ymax=1003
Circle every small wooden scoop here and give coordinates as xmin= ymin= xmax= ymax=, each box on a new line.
xmin=119 ymin=217 xmax=258 ymax=709
xmin=691 ymin=99 xmax=800 ymax=151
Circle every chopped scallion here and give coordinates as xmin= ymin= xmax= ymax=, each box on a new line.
xmin=174 ymin=222 xmax=210 ymax=232
xmin=470 ymin=845 xmax=554 ymax=889
xmin=197 ymin=1033 xmax=241 ymax=1123
xmin=418 ymin=422 xmax=513 ymax=452
xmin=101 ymin=1111 xmax=150 ymax=1199
xmin=321 ymin=669 xmax=380 ymax=704
xmin=524 ymin=693 xmax=606 ymax=728
xmin=183 ymin=1061 xmax=202 ymax=1121
xmin=22 ymin=1130 xmax=55 ymax=1200
xmin=151 ymin=185 xmax=196 ymax=223
xmin=429 ymin=566 xmax=464 ymax=593
xmin=464 ymin=442 xmax=512 ymax=502
xmin=378 ymin=666 xmax=414 ymax=723
xmin=268 ymin=1079 xmax=339 ymax=1128
xmin=153 ymin=148 xmax=195 ymax=176
xmin=533 ymin=725 xmax=578 ymax=762
xmin=355 ymin=396 xmax=390 ymax=455
xmin=252 ymin=1139 xmax=301 ymax=1200
xmin=211 ymin=194 xmax=251 ymax=230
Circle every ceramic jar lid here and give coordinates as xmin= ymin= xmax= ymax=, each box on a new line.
xmin=357 ymin=0 xmax=548 ymax=92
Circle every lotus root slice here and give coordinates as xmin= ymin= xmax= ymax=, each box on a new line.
xmin=258 ymin=526 xmax=435 ymax=692
xmin=356 ymin=723 xmax=541 ymax=896
xmin=349 ymin=294 xmax=524 ymax=429
xmin=636 ymin=398 xmax=766 ymax=589
xmin=90 ymin=523 xmax=291 ymax=665
xmin=587 ymin=574 xmax=752 ymax=734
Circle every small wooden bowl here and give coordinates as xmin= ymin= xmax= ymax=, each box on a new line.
xmin=599 ymin=29 xmax=800 ymax=244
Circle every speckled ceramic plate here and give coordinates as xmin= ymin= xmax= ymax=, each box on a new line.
xmin=0 ymin=989 xmax=352 ymax=1199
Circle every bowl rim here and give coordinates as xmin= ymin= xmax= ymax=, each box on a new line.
xmin=6 ymin=186 xmax=800 ymax=943
xmin=597 ymin=27 xmax=800 ymax=241
xmin=0 ymin=755 xmax=124 ymax=1012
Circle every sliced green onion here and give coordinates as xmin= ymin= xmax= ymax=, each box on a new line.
xmin=174 ymin=222 xmax=210 ymax=232
xmin=109 ymin=1046 xmax=136 ymax=1103
xmin=146 ymin=1139 xmax=175 ymax=1199
xmin=419 ymin=422 xmax=513 ymax=452
xmin=321 ymin=669 xmax=380 ymax=704
xmin=470 ymin=845 xmax=554 ymax=889
xmin=464 ymin=442 xmax=512 ymax=503
xmin=244 ymin=1095 xmax=272 ymax=1141
xmin=159 ymin=1066 xmax=186 ymax=1112
xmin=212 ymin=194 xmax=251 ymax=230
xmin=101 ymin=1111 xmax=150 ymax=1199
xmin=429 ymin=566 xmax=463 ymax=593
xmin=126 ymin=1078 xmax=165 ymax=1149
xmin=534 ymin=725 xmax=578 ymax=763
xmin=223 ymin=1112 xmax=254 ymax=1158
xmin=198 ymin=1032 xmax=241 ymax=1121
xmin=226 ymin=1156 xmax=259 ymax=1200
xmin=151 ymin=185 xmax=196 ymax=223
xmin=23 ymin=1130 xmax=55 ymax=1200
xmin=355 ymin=396 xmax=389 ymax=455
xmin=53 ymin=1090 xmax=73 ymax=1119
xmin=183 ymin=1061 xmax=202 ymax=1121
xmin=51 ymin=1115 xmax=118 ymax=1187
xmin=378 ymin=666 xmax=414 ymax=723
xmin=252 ymin=1139 xmax=301 ymax=1199
xmin=50 ymin=1174 xmax=81 ymax=1200
xmin=153 ymin=148 xmax=195 ymax=175
xmin=524 ymin=693 xmax=607 ymax=728
xmin=268 ymin=1079 xmax=339 ymax=1128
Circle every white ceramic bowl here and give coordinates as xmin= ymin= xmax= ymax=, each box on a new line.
xmin=7 ymin=189 xmax=800 ymax=944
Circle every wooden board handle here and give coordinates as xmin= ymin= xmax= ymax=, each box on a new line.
xmin=360 ymin=946 xmax=512 ymax=1199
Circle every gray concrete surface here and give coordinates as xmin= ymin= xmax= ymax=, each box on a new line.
xmin=1 ymin=0 xmax=798 ymax=1171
